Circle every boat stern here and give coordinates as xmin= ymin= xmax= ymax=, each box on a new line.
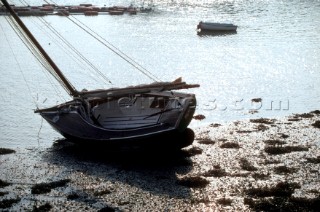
xmin=176 ymin=94 xmax=197 ymax=132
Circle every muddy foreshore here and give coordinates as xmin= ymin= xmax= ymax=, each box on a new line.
xmin=1 ymin=111 xmax=319 ymax=211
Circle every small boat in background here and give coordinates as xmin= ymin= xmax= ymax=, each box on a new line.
xmin=197 ymin=21 xmax=237 ymax=32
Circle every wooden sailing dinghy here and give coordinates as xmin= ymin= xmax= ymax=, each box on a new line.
xmin=2 ymin=0 xmax=199 ymax=148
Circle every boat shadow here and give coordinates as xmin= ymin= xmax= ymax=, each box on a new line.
xmin=197 ymin=30 xmax=237 ymax=37
xmin=43 ymin=135 xmax=195 ymax=199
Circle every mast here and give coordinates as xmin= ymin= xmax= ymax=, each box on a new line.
xmin=1 ymin=0 xmax=79 ymax=97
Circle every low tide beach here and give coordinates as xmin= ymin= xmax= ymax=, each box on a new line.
xmin=1 ymin=110 xmax=319 ymax=211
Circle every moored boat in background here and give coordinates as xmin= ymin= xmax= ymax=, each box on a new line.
xmin=197 ymin=21 xmax=237 ymax=32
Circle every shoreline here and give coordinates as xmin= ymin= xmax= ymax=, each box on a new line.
xmin=1 ymin=111 xmax=319 ymax=211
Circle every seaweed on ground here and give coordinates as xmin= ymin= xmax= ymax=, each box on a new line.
xmin=264 ymin=146 xmax=309 ymax=155
xmin=0 ymin=179 xmax=10 ymax=188
xmin=190 ymin=197 xmax=210 ymax=204
xmin=263 ymin=139 xmax=286 ymax=146
xmin=279 ymin=133 xmax=289 ymax=139
xmin=263 ymin=159 xmax=281 ymax=165
xmin=246 ymin=181 xmax=301 ymax=198
xmin=312 ymin=121 xmax=320 ymax=128
xmin=288 ymin=118 xmax=301 ymax=122
xmin=98 ymin=206 xmax=116 ymax=212
xmin=202 ymin=168 xmax=229 ymax=177
xmin=236 ymin=130 xmax=253 ymax=133
xmin=293 ymin=113 xmax=314 ymax=119
xmin=0 ymin=191 xmax=8 ymax=197
xmin=255 ymin=124 xmax=269 ymax=131
xmin=67 ymin=193 xmax=80 ymax=200
xmin=0 ymin=198 xmax=21 ymax=209
xmin=306 ymin=156 xmax=320 ymax=164
xmin=218 ymin=138 xmax=228 ymax=142
xmin=177 ymin=176 xmax=210 ymax=188
xmin=231 ymin=172 xmax=250 ymax=177
xmin=220 ymin=142 xmax=240 ymax=149
xmin=193 ymin=114 xmax=206 ymax=120
xmin=244 ymin=195 xmax=320 ymax=211
xmin=0 ymin=148 xmax=15 ymax=155
xmin=209 ymin=123 xmax=221 ymax=127
xmin=31 ymin=179 xmax=70 ymax=194
xmin=274 ymin=166 xmax=297 ymax=175
xmin=198 ymin=139 xmax=215 ymax=145
xmin=217 ymin=197 xmax=232 ymax=206
xmin=251 ymin=173 xmax=270 ymax=180
xmin=32 ymin=203 xmax=52 ymax=212
xmin=94 ymin=189 xmax=112 ymax=196
xmin=239 ymin=158 xmax=258 ymax=171
xmin=310 ymin=110 xmax=320 ymax=115
xmin=250 ymin=118 xmax=275 ymax=125
xmin=185 ymin=147 xmax=203 ymax=156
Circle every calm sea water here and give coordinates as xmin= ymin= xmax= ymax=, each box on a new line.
xmin=0 ymin=0 xmax=319 ymax=148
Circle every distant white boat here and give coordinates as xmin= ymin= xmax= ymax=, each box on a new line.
xmin=197 ymin=21 xmax=237 ymax=32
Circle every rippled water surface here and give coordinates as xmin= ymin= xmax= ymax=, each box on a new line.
xmin=0 ymin=0 xmax=319 ymax=147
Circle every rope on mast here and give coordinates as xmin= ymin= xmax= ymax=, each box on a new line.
xmin=4 ymin=15 xmax=71 ymax=97
xmin=48 ymin=0 xmax=161 ymax=82
xmin=0 ymin=17 xmax=39 ymax=107
xmin=1 ymin=0 xmax=79 ymax=97
xmin=36 ymin=17 xmax=113 ymax=85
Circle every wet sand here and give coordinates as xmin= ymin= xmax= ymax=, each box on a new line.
xmin=0 ymin=111 xmax=319 ymax=211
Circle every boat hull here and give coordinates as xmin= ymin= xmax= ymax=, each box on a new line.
xmin=38 ymin=91 xmax=196 ymax=148
xmin=197 ymin=22 xmax=237 ymax=32
xmin=59 ymin=127 xmax=195 ymax=150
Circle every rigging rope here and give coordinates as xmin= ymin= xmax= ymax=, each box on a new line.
xmin=34 ymin=16 xmax=113 ymax=85
xmin=67 ymin=16 xmax=161 ymax=82
xmin=4 ymin=14 xmax=68 ymax=102
xmin=0 ymin=18 xmax=38 ymax=107
xmin=47 ymin=0 xmax=161 ymax=82
xmin=4 ymin=0 xmax=162 ymax=92
xmin=14 ymin=0 xmax=113 ymax=87
xmin=19 ymin=0 xmax=29 ymax=6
